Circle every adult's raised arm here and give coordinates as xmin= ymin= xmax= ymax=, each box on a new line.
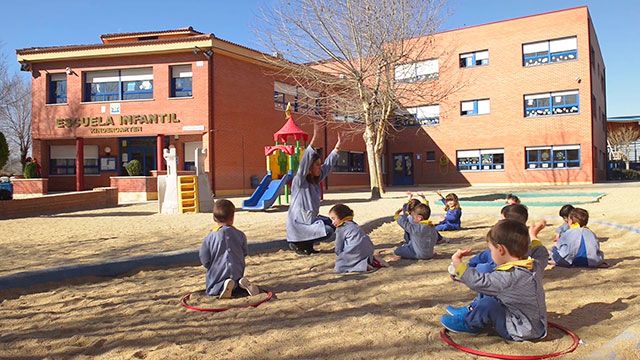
xmin=320 ymin=132 xmax=340 ymax=181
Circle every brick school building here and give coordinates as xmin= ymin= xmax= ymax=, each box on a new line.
xmin=16 ymin=6 xmax=606 ymax=195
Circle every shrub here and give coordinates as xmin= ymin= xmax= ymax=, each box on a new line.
xmin=0 ymin=132 xmax=8 ymax=170
xmin=608 ymin=168 xmax=640 ymax=181
xmin=125 ymin=159 xmax=142 ymax=176
xmin=23 ymin=162 xmax=38 ymax=178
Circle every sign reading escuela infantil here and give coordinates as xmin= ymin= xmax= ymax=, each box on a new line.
xmin=55 ymin=113 xmax=181 ymax=134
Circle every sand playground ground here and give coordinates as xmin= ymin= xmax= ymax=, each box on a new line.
xmin=1 ymin=184 xmax=640 ymax=359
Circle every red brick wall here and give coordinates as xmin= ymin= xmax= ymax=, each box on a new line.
xmin=12 ymin=178 xmax=49 ymax=195
xmin=386 ymin=6 xmax=598 ymax=185
xmin=588 ymin=14 xmax=608 ymax=182
xmin=0 ymin=187 xmax=118 ymax=220
xmin=110 ymin=177 xmax=157 ymax=193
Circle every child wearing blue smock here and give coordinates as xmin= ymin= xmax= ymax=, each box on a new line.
xmin=552 ymin=207 xmax=605 ymax=268
xmin=199 ymin=199 xmax=260 ymax=299
xmin=329 ymin=204 xmax=387 ymax=273
xmin=435 ymin=192 xmax=462 ymax=231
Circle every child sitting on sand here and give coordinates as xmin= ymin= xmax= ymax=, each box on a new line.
xmin=330 ymin=204 xmax=387 ymax=273
xmin=446 ymin=204 xmax=549 ymax=317
xmin=554 ymin=204 xmax=575 ymax=241
xmin=441 ymin=219 xmax=548 ymax=341
xmin=393 ymin=202 xmax=439 ymax=260
xmin=551 ymin=207 xmax=605 ymax=268
xmin=435 ymin=191 xmax=462 ymax=231
xmin=199 ymin=199 xmax=260 ymax=299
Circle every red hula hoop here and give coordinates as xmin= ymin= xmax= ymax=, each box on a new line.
xmin=180 ymin=291 xmax=274 ymax=313
xmin=439 ymin=321 xmax=580 ymax=360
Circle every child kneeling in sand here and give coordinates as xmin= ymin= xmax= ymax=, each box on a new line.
xmin=393 ymin=203 xmax=439 ymax=260
xmin=441 ymin=219 xmax=547 ymax=341
xmin=551 ymin=207 xmax=605 ymax=268
xmin=199 ymin=199 xmax=260 ymax=299
xmin=330 ymin=204 xmax=387 ymax=273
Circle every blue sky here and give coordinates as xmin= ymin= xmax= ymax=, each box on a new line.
xmin=1 ymin=0 xmax=637 ymax=116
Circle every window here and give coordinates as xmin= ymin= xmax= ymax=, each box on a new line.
xmin=394 ymin=59 xmax=438 ymax=82
xmin=524 ymin=90 xmax=579 ymax=117
xmin=461 ymin=99 xmax=490 ymax=116
xmin=460 ymin=50 xmax=489 ymax=68
xmin=523 ymin=36 xmax=577 ymax=67
xmin=525 ymin=145 xmax=580 ymax=169
xmin=170 ymin=65 xmax=192 ymax=98
xmin=84 ymin=68 xmax=153 ymax=102
xmin=48 ymin=73 xmax=67 ymax=104
xmin=274 ymin=82 xmax=321 ymax=115
xmin=184 ymin=141 xmax=203 ymax=171
xmin=426 ymin=151 xmax=436 ymax=162
xmin=457 ymin=149 xmax=504 ymax=171
xmin=396 ymin=105 xmax=440 ymax=127
xmin=49 ymin=145 xmax=99 ymax=175
xmin=335 ymin=151 xmax=365 ymax=173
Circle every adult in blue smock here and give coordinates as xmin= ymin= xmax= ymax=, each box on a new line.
xmin=286 ymin=124 xmax=340 ymax=255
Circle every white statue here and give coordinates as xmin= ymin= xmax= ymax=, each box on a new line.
xmin=161 ymin=146 xmax=179 ymax=214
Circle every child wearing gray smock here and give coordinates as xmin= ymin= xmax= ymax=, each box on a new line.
xmin=200 ymin=225 xmax=247 ymax=296
xmin=552 ymin=226 xmax=605 ymax=267
xmin=551 ymin=207 xmax=604 ymax=268
xmin=442 ymin=220 xmax=547 ymax=341
xmin=199 ymin=199 xmax=260 ymax=298
xmin=394 ymin=203 xmax=439 ymax=260
xmin=286 ymin=140 xmax=339 ymax=254
xmin=334 ymin=220 xmax=375 ymax=273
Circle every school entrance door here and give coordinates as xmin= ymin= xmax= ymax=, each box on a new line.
xmin=120 ymin=137 xmax=157 ymax=176
xmin=392 ymin=153 xmax=414 ymax=186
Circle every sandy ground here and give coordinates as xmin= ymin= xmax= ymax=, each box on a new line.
xmin=1 ymin=184 xmax=640 ymax=359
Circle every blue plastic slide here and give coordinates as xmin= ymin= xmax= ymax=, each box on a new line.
xmin=242 ymin=173 xmax=291 ymax=211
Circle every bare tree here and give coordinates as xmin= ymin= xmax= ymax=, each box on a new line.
xmin=257 ymin=0 xmax=459 ymax=198
xmin=0 ymin=74 xmax=32 ymax=170
xmin=608 ymin=123 xmax=640 ymax=170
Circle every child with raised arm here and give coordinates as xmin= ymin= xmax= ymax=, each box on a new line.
xmin=401 ymin=192 xmax=429 ymax=243
xmin=394 ymin=203 xmax=439 ymax=260
xmin=554 ymin=204 xmax=575 ymax=241
xmin=551 ymin=207 xmax=605 ymax=267
xmin=441 ymin=219 xmax=548 ymax=341
xmin=435 ymin=191 xmax=462 ymax=231
xmin=199 ymin=199 xmax=260 ymax=299
xmin=330 ymin=204 xmax=386 ymax=273
xmin=505 ymin=193 xmax=521 ymax=205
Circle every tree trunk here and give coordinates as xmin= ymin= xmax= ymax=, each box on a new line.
xmin=374 ymin=149 xmax=385 ymax=194
xmin=364 ymin=126 xmax=381 ymax=200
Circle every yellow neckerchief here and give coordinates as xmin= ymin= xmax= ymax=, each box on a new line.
xmin=570 ymin=223 xmax=581 ymax=229
xmin=530 ymin=239 xmax=543 ymax=250
xmin=445 ymin=204 xmax=461 ymax=211
xmin=336 ymin=216 xmax=354 ymax=227
xmin=419 ymin=220 xmax=433 ymax=226
xmin=212 ymin=224 xmax=233 ymax=232
xmin=495 ymin=258 xmax=534 ymax=271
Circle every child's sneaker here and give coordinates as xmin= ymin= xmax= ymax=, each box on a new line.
xmin=445 ymin=305 xmax=471 ymax=317
xmin=440 ymin=314 xmax=479 ymax=334
xmin=219 ymin=279 xmax=236 ymax=299
xmin=238 ymin=277 xmax=260 ymax=296
xmin=370 ymin=256 xmax=390 ymax=269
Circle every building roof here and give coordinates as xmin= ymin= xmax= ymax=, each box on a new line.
xmin=15 ymin=27 xmax=278 ymax=65
xmin=99 ymin=27 xmax=202 ymax=41
xmin=608 ymin=116 xmax=640 ymax=123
